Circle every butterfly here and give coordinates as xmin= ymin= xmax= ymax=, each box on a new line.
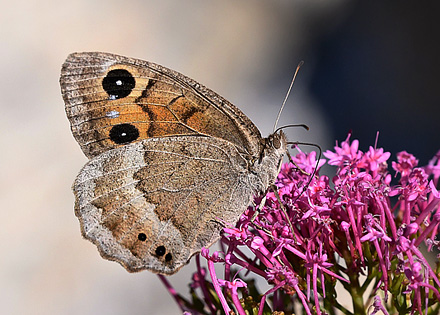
xmin=60 ymin=52 xmax=287 ymax=275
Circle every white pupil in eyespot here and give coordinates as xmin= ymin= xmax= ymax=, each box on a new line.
xmin=116 ymin=80 xmax=122 ymax=86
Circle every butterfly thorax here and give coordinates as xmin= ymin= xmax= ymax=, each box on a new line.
xmin=249 ymin=130 xmax=287 ymax=194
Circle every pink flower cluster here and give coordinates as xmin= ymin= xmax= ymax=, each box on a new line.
xmin=173 ymin=135 xmax=440 ymax=314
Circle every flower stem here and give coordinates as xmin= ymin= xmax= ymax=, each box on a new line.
xmin=348 ymin=273 xmax=366 ymax=315
xmin=157 ymin=275 xmax=187 ymax=313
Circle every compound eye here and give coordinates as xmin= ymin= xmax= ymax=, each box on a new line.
xmin=273 ymin=136 xmax=281 ymax=149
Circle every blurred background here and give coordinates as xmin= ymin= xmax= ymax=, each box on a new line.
xmin=1 ymin=1 xmax=439 ymax=314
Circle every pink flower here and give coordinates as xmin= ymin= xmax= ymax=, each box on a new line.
xmin=162 ymin=134 xmax=440 ymax=315
xmin=364 ymin=146 xmax=391 ymax=172
xmin=392 ymin=151 xmax=419 ymax=181
xmin=324 ymin=134 xmax=362 ymax=167
xmin=425 ymin=150 xmax=440 ymax=182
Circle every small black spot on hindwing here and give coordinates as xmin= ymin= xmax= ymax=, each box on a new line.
xmin=138 ymin=233 xmax=147 ymax=241
xmin=155 ymin=246 xmax=166 ymax=257
xmin=165 ymin=253 xmax=172 ymax=262
xmin=102 ymin=69 xmax=135 ymax=99
xmin=109 ymin=123 xmax=139 ymax=144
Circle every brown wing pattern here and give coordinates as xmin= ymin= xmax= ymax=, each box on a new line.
xmin=60 ymin=52 xmax=262 ymax=159
xmin=74 ymin=136 xmax=258 ymax=274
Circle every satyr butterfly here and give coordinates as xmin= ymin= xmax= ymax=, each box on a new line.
xmin=60 ymin=52 xmax=287 ymax=274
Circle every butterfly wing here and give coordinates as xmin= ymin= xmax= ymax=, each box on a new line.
xmin=74 ymin=135 xmax=260 ymax=274
xmin=60 ymin=52 xmax=262 ymax=159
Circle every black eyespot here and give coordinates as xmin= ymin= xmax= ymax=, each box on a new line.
xmin=109 ymin=123 xmax=139 ymax=144
xmin=165 ymin=253 xmax=172 ymax=262
xmin=138 ymin=233 xmax=147 ymax=241
xmin=102 ymin=69 xmax=135 ymax=99
xmin=155 ymin=246 xmax=166 ymax=257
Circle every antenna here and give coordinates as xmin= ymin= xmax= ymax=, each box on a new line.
xmin=273 ymin=61 xmax=304 ymax=132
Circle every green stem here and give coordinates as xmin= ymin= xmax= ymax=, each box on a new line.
xmin=348 ymin=272 xmax=366 ymax=315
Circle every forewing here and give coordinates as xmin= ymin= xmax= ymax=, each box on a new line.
xmin=60 ymin=52 xmax=261 ymax=158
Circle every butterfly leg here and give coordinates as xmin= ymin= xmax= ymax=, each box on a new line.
xmin=249 ymin=185 xmax=295 ymax=237
xmin=270 ymin=184 xmax=294 ymax=235
xmin=250 ymin=193 xmax=268 ymax=222
xmin=286 ymin=147 xmax=310 ymax=176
